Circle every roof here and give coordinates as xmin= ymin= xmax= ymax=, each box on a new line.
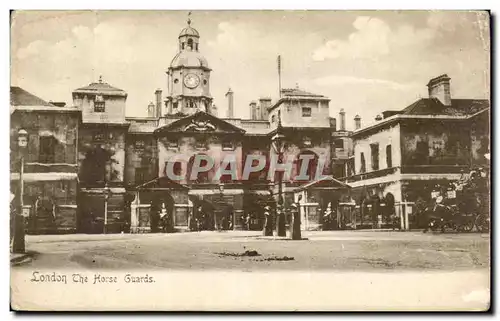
xmin=170 ymin=50 xmax=209 ymax=69
xmin=352 ymin=98 xmax=490 ymax=137
xmin=281 ymin=88 xmax=326 ymax=98
xmin=179 ymin=25 xmax=200 ymax=38
xmin=10 ymin=86 xmax=54 ymax=106
xmin=295 ymin=176 xmax=351 ymax=191
xmin=154 ymin=110 xmax=245 ymax=135
xmin=73 ymin=81 xmax=127 ymax=96
xmin=400 ymin=98 xmax=490 ymax=116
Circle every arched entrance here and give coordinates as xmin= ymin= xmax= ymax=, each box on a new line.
xmin=192 ymin=199 xmax=216 ymax=231
xmin=145 ymin=191 xmax=175 ymax=233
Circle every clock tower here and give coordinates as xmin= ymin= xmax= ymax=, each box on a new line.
xmin=165 ymin=18 xmax=212 ymax=116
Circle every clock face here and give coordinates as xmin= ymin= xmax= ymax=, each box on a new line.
xmin=184 ymin=74 xmax=200 ymax=89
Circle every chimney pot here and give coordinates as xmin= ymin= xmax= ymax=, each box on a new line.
xmin=226 ymin=88 xmax=234 ymax=118
xmin=155 ymin=89 xmax=162 ymax=118
xmin=339 ymin=108 xmax=346 ymax=131
xmin=354 ymin=115 xmax=361 ymax=130
xmin=427 ymin=74 xmax=451 ymax=106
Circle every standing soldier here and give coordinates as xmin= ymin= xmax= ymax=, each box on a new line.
xmin=290 ymin=195 xmax=302 ymax=240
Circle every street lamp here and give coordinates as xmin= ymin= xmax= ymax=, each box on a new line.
xmin=218 ymin=182 xmax=224 ymax=231
xmin=271 ymin=110 xmax=286 ymax=237
xmin=12 ymin=129 xmax=28 ymax=253
xmin=103 ymin=183 xmax=111 ymax=234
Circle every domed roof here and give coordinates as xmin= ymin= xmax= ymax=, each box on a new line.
xmin=179 ymin=25 xmax=200 ymax=38
xmin=170 ymin=50 xmax=209 ymax=69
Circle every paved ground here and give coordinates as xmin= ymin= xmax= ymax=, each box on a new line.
xmin=13 ymin=230 xmax=490 ymax=271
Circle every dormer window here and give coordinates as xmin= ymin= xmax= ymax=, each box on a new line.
xmin=94 ymin=95 xmax=105 ymax=112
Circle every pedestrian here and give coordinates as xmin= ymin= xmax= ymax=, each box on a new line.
xmin=149 ymin=200 xmax=160 ymax=233
xmin=245 ymin=213 xmax=251 ymax=230
xmin=263 ymin=205 xmax=272 ymax=236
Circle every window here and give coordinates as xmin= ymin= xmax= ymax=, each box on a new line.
xmin=360 ymin=152 xmax=366 ymax=174
xmin=164 ymin=161 xmax=182 ymax=179
xmin=39 ymin=136 xmax=56 ymax=163
xmin=334 ymin=139 xmax=344 ymax=149
xmin=187 ymin=38 xmax=193 ymax=50
xmin=271 ymin=115 xmax=276 ymax=123
xmin=222 ymin=140 xmax=234 ymax=151
xmin=302 ymin=107 xmax=312 ymax=117
xmin=195 ymin=139 xmax=207 ymax=150
xmin=135 ymin=167 xmax=149 ymax=184
xmin=386 ymin=145 xmax=392 ymax=168
xmin=94 ymin=95 xmax=105 ymax=112
xmin=134 ymin=140 xmax=145 ymax=150
xmin=94 ymin=101 xmax=105 ymax=113
xmin=370 ymin=143 xmax=379 ymax=171
xmin=168 ymin=139 xmax=179 ymax=149
xmin=174 ymin=79 xmax=179 ymax=84
xmin=173 ymin=102 xmax=178 ymax=110
xmin=415 ymin=141 xmax=429 ymax=164
xmin=203 ymin=79 xmax=207 ymax=85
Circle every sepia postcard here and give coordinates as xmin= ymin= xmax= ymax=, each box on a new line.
xmin=9 ymin=10 xmax=490 ymax=311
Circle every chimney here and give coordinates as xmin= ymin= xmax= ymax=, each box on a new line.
xmin=339 ymin=108 xmax=346 ymax=131
xmin=225 ymin=88 xmax=234 ymax=118
xmin=147 ymin=102 xmax=155 ymax=118
xmin=375 ymin=114 xmax=383 ymax=121
xmin=250 ymin=101 xmax=257 ymax=120
xmin=259 ymin=97 xmax=271 ymax=120
xmin=427 ymin=74 xmax=451 ymax=106
xmin=155 ymin=89 xmax=162 ymax=117
xmin=354 ymin=115 xmax=361 ymax=130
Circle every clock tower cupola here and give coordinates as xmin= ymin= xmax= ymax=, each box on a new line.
xmin=166 ymin=16 xmax=212 ymax=116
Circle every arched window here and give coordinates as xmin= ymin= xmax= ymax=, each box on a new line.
xmin=295 ymin=151 xmax=319 ymax=182
xmin=187 ymin=155 xmax=211 ymax=183
xmin=187 ymin=38 xmax=193 ymax=50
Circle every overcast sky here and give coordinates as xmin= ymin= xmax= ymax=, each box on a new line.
xmin=11 ymin=10 xmax=490 ymax=129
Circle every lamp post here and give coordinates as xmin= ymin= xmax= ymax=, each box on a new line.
xmin=271 ymin=110 xmax=286 ymax=237
xmin=13 ymin=129 xmax=28 ymax=253
xmin=218 ymin=182 xmax=224 ymax=231
xmin=103 ymin=183 xmax=111 ymax=234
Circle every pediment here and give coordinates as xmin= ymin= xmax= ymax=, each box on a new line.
xmin=154 ymin=111 xmax=245 ymax=135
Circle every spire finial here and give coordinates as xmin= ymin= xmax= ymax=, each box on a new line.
xmin=187 ymin=11 xmax=192 ymax=25
xmin=99 ymin=75 xmax=103 ymax=84
xmin=295 ymin=82 xmax=299 ymax=89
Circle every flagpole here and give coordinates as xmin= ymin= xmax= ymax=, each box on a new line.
xmin=277 ymin=55 xmax=282 ymax=98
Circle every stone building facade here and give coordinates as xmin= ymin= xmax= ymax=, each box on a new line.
xmin=11 ymin=20 xmax=353 ymax=234
xmin=344 ymin=74 xmax=490 ymax=230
